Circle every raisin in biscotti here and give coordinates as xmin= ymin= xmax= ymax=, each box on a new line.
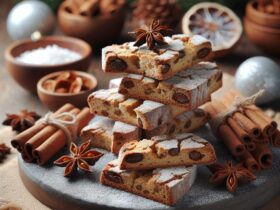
xmin=144 ymin=108 xmax=208 ymax=138
xmin=102 ymin=34 xmax=212 ymax=80
xmin=87 ymin=88 xmax=188 ymax=130
xmin=118 ymin=133 xmax=216 ymax=170
xmin=81 ymin=116 xmax=141 ymax=154
xmin=100 ymin=159 xmax=197 ymax=206
xmin=119 ymin=62 xmax=222 ymax=108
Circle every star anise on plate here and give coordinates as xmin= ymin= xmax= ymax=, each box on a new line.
xmin=208 ymin=160 xmax=256 ymax=193
xmin=2 ymin=110 xmax=41 ymax=133
xmin=54 ymin=140 xmax=103 ymax=177
xmin=129 ymin=19 xmax=172 ymax=50
xmin=0 ymin=143 xmax=11 ymax=162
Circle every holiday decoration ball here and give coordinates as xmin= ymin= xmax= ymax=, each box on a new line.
xmin=235 ymin=56 xmax=280 ymax=104
xmin=7 ymin=0 xmax=55 ymax=40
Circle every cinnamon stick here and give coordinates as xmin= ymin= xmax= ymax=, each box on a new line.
xmin=251 ymin=143 xmax=273 ymax=169
xmin=205 ymin=103 xmax=245 ymax=156
xmin=269 ymin=129 xmax=280 ymax=147
xmin=24 ymin=108 xmax=80 ymax=159
xmin=232 ymin=112 xmax=261 ymax=138
xmin=33 ymin=108 xmax=93 ymax=165
xmin=78 ymin=0 xmax=99 ymax=16
xmin=227 ymin=117 xmax=252 ymax=145
xmin=240 ymin=150 xmax=260 ymax=172
xmin=244 ymin=108 xmax=275 ymax=136
xmin=10 ymin=104 xmax=74 ymax=157
xmin=245 ymin=142 xmax=256 ymax=152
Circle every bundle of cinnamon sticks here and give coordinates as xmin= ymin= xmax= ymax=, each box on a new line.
xmin=205 ymin=89 xmax=279 ymax=172
xmin=11 ymin=104 xmax=93 ymax=165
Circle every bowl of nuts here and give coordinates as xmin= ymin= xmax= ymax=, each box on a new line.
xmin=37 ymin=71 xmax=97 ymax=110
xmin=58 ymin=0 xmax=126 ymax=48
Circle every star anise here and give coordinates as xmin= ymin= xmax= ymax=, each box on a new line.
xmin=54 ymin=140 xmax=103 ymax=177
xmin=0 ymin=143 xmax=11 ymax=162
xmin=208 ymin=160 xmax=256 ymax=193
xmin=2 ymin=110 xmax=41 ymax=133
xmin=129 ymin=19 xmax=172 ymax=50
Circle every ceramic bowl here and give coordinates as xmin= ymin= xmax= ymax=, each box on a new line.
xmin=246 ymin=0 xmax=280 ymax=28
xmin=37 ymin=71 xmax=97 ymax=111
xmin=58 ymin=1 xmax=126 ymax=48
xmin=244 ymin=17 xmax=280 ymax=55
xmin=5 ymin=36 xmax=92 ymax=94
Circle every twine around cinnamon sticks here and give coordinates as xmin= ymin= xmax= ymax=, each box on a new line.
xmin=11 ymin=103 xmax=93 ymax=165
xmin=205 ymin=89 xmax=278 ymax=172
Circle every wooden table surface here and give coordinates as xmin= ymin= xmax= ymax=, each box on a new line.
xmin=0 ymin=0 xmax=280 ymax=209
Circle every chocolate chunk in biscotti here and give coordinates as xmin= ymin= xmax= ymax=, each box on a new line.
xmin=107 ymin=56 xmax=127 ymax=72
xmin=118 ymin=133 xmax=216 ymax=170
xmin=100 ymin=159 xmax=197 ymax=206
xmin=197 ymin=47 xmax=211 ymax=59
xmin=103 ymin=170 xmax=124 ymax=184
xmin=172 ymin=92 xmax=189 ymax=104
xmin=189 ymin=150 xmax=205 ymax=161
xmin=124 ymin=153 xmax=144 ymax=163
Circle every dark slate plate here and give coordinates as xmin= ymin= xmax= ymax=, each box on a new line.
xmin=18 ymin=126 xmax=280 ymax=210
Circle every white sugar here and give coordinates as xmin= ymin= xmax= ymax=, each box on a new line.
xmin=16 ymin=45 xmax=82 ymax=65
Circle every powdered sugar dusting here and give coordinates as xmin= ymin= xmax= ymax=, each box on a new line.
xmin=180 ymin=138 xmax=205 ymax=149
xmin=153 ymin=166 xmax=192 ymax=184
xmin=190 ymin=35 xmax=209 ymax=46
xmin=113 ymin=121 xmax=138 ymax=134
xmin=155 ymin=50 xmax=179 ymax=61
xmin=109 ymin=78 xmax=122 ymax=88
xmin=156 ymin=139 xmax=178 ymax=150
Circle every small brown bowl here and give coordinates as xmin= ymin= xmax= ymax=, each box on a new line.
xmin=246 ymin=0 xmax=280 ymax=28
xmin=58 ymin=1 xmax=126 ymax=48
xmin=5 ymin=36 xmax=92 ymax=94
xmin=244 ymin=17 xmax=280 ymax=55
xmin=37 ymin=71 xmax=97 ymax=111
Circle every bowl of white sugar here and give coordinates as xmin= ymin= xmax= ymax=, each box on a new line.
xmin=5 ymin=36 xmax=92 ymax=93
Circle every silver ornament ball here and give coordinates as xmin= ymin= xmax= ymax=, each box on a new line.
xmin=7 ymin=0 xmax=55 ymax=40
xmin=235 ymin=56 xmax=280 ymax=105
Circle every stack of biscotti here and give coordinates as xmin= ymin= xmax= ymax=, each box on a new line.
xmin=85 ymin=34 xmax=222 ymax=155
xmin=83 ymin=34 xmax=222 ymax=205
xmin=100 ymin=133 xmax=217 ymax=205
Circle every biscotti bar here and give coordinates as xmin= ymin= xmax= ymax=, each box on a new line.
xmin=81 ymin=116 xmax=141 ymax=154
xmin=87 ymin=88 xmax=188 ymax=130
xmin=100 ymin=159 xmax=197 ymax=206
xmin=119 ymin=62 xmax=222 ymax=108
xmin=144 ymin=108 xmax=208 ymax=138
xmin=118 ymin=133 xmax=216 ymax=170
xmin=102 ymin=34 xmax=212 ymax=80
